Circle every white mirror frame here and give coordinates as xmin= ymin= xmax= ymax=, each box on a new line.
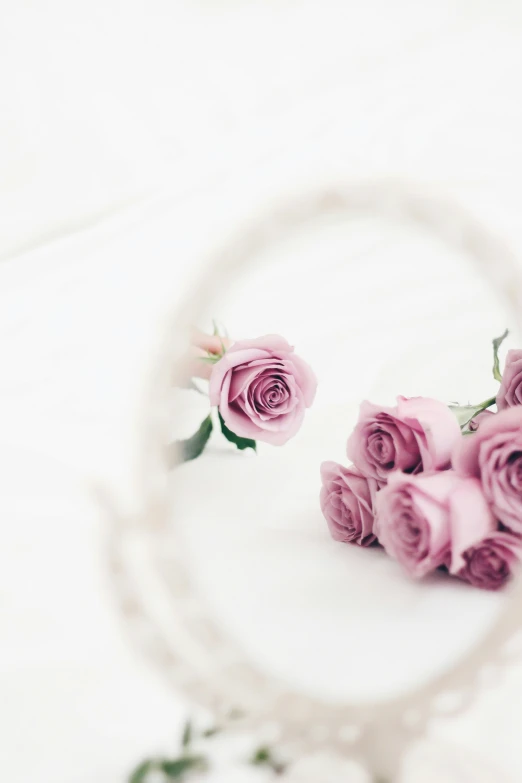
xmin=106 ymin=180 xmax=522 ymax=780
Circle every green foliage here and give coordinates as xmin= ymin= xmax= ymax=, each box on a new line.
xmin=493 ymin=328 xmax=509 ymax=382
xmin=181 ymin=720 xmax=192 ymax=749
xmin=218 ymin=411 xmax=256 ymax=452
xmin=128 ymin=755 xmax=206 ymax=782
xmin=250 ymin=745 xmax=285 ymax=775
xmin=174 ymin=414 xmax=213 ymax=463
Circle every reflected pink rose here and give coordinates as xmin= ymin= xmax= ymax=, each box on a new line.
xmin=209 ymin=334 xmax=317 ymax=445
xmin=447 ymin=474 xmax=505 ymax=589
xmin=497 ymin=349 xmax=522 ymax=410
xmin=453 ymin=406 xmax=522 ymax=535
xmin=451 ymin=496 xmax=521 ymax=590
xmin=347 ymin=396 xmax=460 ymax=481
xmin=375 ymin=471 xmax=487 ymax=579
xmin=320 ymin=461 xmax=380 ymax=546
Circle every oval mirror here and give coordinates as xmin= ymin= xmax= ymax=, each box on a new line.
xmin=110 ymin=181 xmax=522 ymax=781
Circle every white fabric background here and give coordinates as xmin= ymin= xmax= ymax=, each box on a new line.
xmin=2 ymin=1 xmax=522 ymax=781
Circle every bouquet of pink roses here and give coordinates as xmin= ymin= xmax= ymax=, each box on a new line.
xmin=320 ymin=330 xmax=522 ymax=591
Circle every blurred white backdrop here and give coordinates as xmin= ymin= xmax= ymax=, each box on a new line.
xmin=2 ymin=1 xmax=522 ymax=781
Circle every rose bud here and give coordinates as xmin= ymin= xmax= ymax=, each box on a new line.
xmin=181 ymin=328 xmax=232 ymax=380
xmin=468 ymin=409 xmax=495 ymax=431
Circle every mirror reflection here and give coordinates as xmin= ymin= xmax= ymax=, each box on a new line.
xmin=166 ymin=211 xmax=521 ymax=703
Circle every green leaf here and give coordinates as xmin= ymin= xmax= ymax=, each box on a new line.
xmin=129 ymin=759 xmax=155 ymax=783
xmin=250 ymin=746 xmax=285 ymax=775
xmin=181 ymin=719 xmax=192 ymax=749
xmin=251 ymin=747 xmax=272 ymax=766
xmin=449 ymin=404 xmax=486 ymax=429
xmin=128 ymin=755 xmax=206 ymax=782
xmin=198 ymin=355 xmax=221 ymax=364
xmin=218 ymin=412 xmax=256 ymax=452
xmin=493 ymin=329 xmax=509 ymax=382
xmin=202 ymin=726 xmax=221 ymax=738
xmin=171 ymin=414 xmax=213 ymax=464
xmin=449 ymin=394 xmax=497 ymax=430
xmin=160 ymin=756 xmax=207 ymax=778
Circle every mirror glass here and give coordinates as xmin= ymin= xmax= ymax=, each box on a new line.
xmin=163 ymin=208 xmax=520 ymax=704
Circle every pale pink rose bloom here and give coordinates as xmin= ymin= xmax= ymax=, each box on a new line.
xmin=347 ymin=396 xmax=461 ymax=481
xmin=453 ymin=406 xmax=522 ymax=535
xmin=320 ymin=461 xmax=380 ymax=546
xmin=209 ymin=334 xmax=317 ymax=445
xmin=497 ymin=349 xmax=522 ymax=409
xmin=375 ymin=470 xmax=482 ymax=579
xmin=449 ymin=479 xmax=521 ymax=590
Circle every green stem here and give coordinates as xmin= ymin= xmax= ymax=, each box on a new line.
xmin=474 ymin=395 xmax=497 ymax=412
xmin=493 ymin=329 xmax=509 ymax=383
xmin=449 ymin=395 xmax=497 ymax=430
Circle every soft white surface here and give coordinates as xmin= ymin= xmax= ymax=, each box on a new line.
xmin=2 ymin=1 xmax=522 ymax=782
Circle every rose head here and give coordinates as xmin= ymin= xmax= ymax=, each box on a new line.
xmin=346 ymin=396 xmax=461 ymax=481
xmin=209 ymin=334 xmax=317 ymax=446
xmin=445 ymin=476 xmax=518 ymax=590
xmin=375 ymin=471 xmax=468 ymax=578
xmin=453 ymin=406 xmax=522 ymax=535
xmin=451 ymin=526 xmax=521 ymax=591
xmin=497 ymin=349 xmax=522 ymax=410
xmin=320 ymin=461 xmax=379 ymax=546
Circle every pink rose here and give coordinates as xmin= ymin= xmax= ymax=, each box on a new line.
xmin=453 ymin=533 xmax=521 ymax=590
xmin=497 ymin=349 xmax=522 ymax=410
xmin=453 ymin=406 xmax=522 ymax=535
xmin=450 ymin=484 xmax=521 ymax=589
xmin=320 ymin=461 xmax=379 ymax=546
xmin=375 ymin=471 xmax=487 ymax=579
xmin=209 ymin=334 xmax=317 ymax=445
xmin=347 ymin=396 xmax=461 ymax=481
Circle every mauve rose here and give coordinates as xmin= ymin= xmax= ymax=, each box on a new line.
xmin=453 ymin=406 xmax=522 ymax=535
xmin=209 ymin=334 xmax=317 ymax=445
xmin=320 ymin=461 xmax=379 ymax=546
xmin=454 ymin=534 xmax=521 ymax=590
xmin=450 ymin=482 xmax=521 ymax=589
xmin=375 ymin=471 xmax=488 ymax=579
xmin=347 ymin=396 xmax=461 ymax=481
xmin=497 ymin=349 xmax=522 ymax=410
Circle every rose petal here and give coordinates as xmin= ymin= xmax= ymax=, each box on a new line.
xmin=449 ymin=478 xmax=496 ymax=574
